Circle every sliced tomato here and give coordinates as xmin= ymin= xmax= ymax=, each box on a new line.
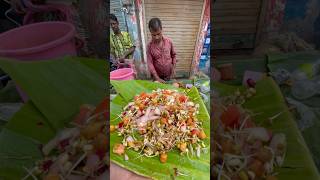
xmin=139 ymin=92 xmax=148 ymax=99
xmin=191 ymin=129 xmax=200 ymax=135
xmin=94 ymin=97 xmax=108 ymax=120
xmin=118 ymin=121 xmax=124 ymax=128
xmin=220 ymin=105 xmax=241 ymax=128
xmin=178 ymin=95 xmax=187 ymax=103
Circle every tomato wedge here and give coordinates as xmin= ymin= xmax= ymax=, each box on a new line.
xmin=220 ymin=105 xmax=241 ymax=128
xmin=178 ymin=95 xmax=187 ymax=103
xmin=139 ymin=92 xmax=149 ymax=99
xmin=94 ymin=97 xmax=108 ymax=120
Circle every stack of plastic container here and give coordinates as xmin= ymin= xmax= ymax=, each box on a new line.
xmin=199 ymin=23 xmax=210 ymax=70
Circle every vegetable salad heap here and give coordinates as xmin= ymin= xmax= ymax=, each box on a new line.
xmin=112 ymin=89 xmax=207 ymax=163
xmin=212 ymin=88 xmax=286 ymax=180
xmin=23 ymin=99 xmax=108 ymax=180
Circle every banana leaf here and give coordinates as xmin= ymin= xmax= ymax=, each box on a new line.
xmin=213 ymin=77 xmax=320 ymax=179
xmin=267 ymin=52 xmax=320 ymax=170
xmin=110 ymin=80 xmax=210 ymax=180
xmin=5 ymin=101 xmax=55 ymax=143
xmin=0 ymin=57 xmax=107 ymax=129
xmin=0 ymin=57 xmax=107 ymax=179
xmin=0 ymin=129 xmax=42 ymax=180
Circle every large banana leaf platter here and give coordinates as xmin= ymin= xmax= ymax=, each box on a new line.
xmin=110 ymin=80 xmax=210 ymax=180
xmin=213 ymin=77 xmax=320 ymax=179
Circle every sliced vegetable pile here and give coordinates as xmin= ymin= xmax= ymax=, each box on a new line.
xmin=22 ymin=98 xmax=108 ymax=180
xmin=111 ymin=89 xmax=207 ymax=163
xmin=212 ymin=88 xmax=286 ymax=180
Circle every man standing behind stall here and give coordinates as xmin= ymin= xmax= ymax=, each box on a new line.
xmin=147 ymin=18 xmax=177 ymax=83
xmin=110 ymin=13 xmax=135 ymax=68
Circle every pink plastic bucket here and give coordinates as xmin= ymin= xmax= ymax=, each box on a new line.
xmin=0 ymin=21 xmax=79 ymax=102
xmin=0 ymin=21 xmax=78 ymax=60
xmin=110 ymin=68 xmax=135 ymax=80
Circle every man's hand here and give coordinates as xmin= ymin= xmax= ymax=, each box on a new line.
xmin=155 ymin=78 xmax=166 ymax=83
xmin=170 ymin=64 xmax=176 ymax=79
xmin=170 ymin=69 xmax=176 ymax=79
xmin=110 ymin=163 xmax=150 ymax=180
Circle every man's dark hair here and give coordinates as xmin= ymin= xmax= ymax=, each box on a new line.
xmin=148 ymin=18 xmax=162 ymax=31
xmin=110 ymin=14 xmax=118 ymax=22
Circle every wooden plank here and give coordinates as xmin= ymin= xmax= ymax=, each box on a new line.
xmin=146 ymin=23 xmax=200 ymax=28
xmin=214 ymin=27 xmax=257 ymax=35
xmin=213 ymin=16 xmax=258 ymax=23
xmin=145 ymin=20 xmax=200 ymax=26
xmin=145 ymin=35 xmax=197 ymax=41
xmin=146 ymin=16 xmax=201 ymax=21
xmin=213 ymin=35 xmax=255 ymax=48
xmin=213 ymin=1 xmax=260 ymax=9
xmin=214 ymin=22 xmax=257 ymax=30
xmin=177 ymin=64 xmax=193 ymax=68
xmin=164 ymin=32 xmax=199 ymax=36
xmin=145 ymin=0 xmax=203 ymax=6
xmin=145 ymin=28 xmax=198 ymax=33
xmin=255 ymin=0 xmax=267 ymax=46
xmin=178 ymin=62 xmax=193 ymax=66
xmin=145 ymin=4 xmax=203 ymax=10
xmin=146 ymin=9 xmax=202 ymax=14
xmin=177 ymin=65 xmax=194 ymax=69
xmin=214 ymin=34 xmax=255 ymax=42
xmin=146 ymin=14 xmax=202 ymax=18
xmin=213 ymin=43 xmax=254 ymax=49
xmin=177 ymin=62 xmax=191 ymax=65
xmin=175 ymin=48 xmax=196 ymax=52
xmin=162 ymin=34 xmax=197 ymax=38
xmin=177 ymin=63 xmax=192 ymax=67
xmin=176 ymin=56 xmax=194 ymax=59
xmin=175 ymin=51 xmax=195 ymax=54
xmin=213 ymin=9 xmax=259 ymax=16
xmin=145 ymin=10 xmax=201 ymax=16
xmin=150 ymin=19 xmax=201 ymax=23
xmin=147 ymin=17 xmax=199 ymax=26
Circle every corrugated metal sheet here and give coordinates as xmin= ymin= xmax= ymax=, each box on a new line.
xmin=213 ymin=0 xmax=262 ymax=49
xmin=144 ymin=0 xmax=204 ymax=73
xmin=110 ymin=0 xmax=127 ymax=32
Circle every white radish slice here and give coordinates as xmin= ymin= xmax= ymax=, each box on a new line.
xmin=245 ymin=127 xmax=270 ymax=142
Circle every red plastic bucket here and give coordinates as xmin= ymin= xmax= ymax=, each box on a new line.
xmin=110 ymin=68 xmax=135 ymax=80
xmin=0 ymin=21 xmax=80 ymax=102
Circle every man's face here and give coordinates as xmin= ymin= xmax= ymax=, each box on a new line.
xmin=150 ymin=29 xmax=162 ymax=43
xmin=110 ymin=19 xmax=119 ymax=33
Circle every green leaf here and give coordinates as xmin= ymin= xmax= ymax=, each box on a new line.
xmin=214 ymin=77 xmax=320 ymax=180
xmin=76 ymin=57 xmax=108 ymax=78
xmin=5 ymin=101 xmax=55 ymax=143
xmin=0 ymin=57 xmax=107 ymax=129
xmin=0 ymin=129 xmax=42 ymax=180
xmin=0 ymin=57 xmax=108 ymax=179
xmin=110 ymin=80 xmax=210 ymax=180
